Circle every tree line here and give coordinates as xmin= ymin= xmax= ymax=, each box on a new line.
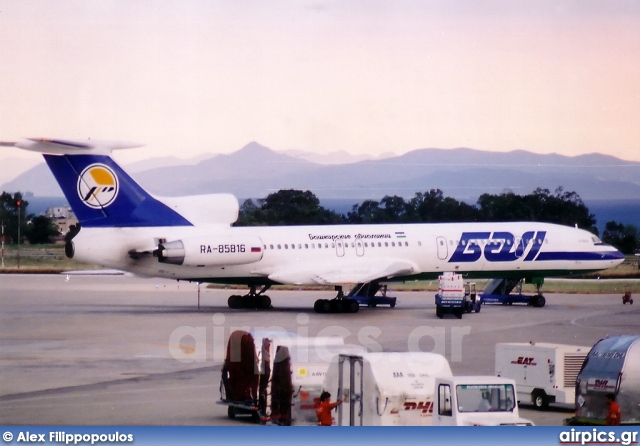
xmin=1 ymin=192 xmax=59 ymax=245
xmin=236 ymin=187 xmax=639 ymax=255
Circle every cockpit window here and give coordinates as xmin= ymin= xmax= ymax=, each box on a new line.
xmin=591 ymin=236 xmax=605 ymax=245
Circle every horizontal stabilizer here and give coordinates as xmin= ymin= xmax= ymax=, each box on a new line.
xmin=7 ymin=138 xmax=142 ymax=155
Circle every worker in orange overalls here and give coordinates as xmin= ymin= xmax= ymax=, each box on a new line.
xmin=605 ymin=393 xmax=621 ymax=426
xmin=316 ymin=391 xmax=343 ymax=426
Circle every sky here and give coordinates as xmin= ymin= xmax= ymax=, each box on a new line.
xmin=1 ymin=0 xmax=640 ymax=166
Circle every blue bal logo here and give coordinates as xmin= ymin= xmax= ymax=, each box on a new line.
xmin=77 ymin=164 xmax=119 ymax=209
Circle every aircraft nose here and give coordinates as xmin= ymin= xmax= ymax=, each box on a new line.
xmin=606 ymin=248 xmax=625 ymax=261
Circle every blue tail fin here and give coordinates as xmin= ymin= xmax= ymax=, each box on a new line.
xmin=44 ymin=154 xmax=192 ymax=228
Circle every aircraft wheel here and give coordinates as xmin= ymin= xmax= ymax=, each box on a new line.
xmin=455 ymin=309 xmax=463 ymax=319
xmin=315 ymin=299 xmax=331 ymax=313
xmin=331 ymin=300 xmax=344 ymax=313
xmin=508 ymin=300 xmax=513 ymax=306
xmin=228 ymin=295 xmax=242 ymax=309
xmin=258 ymin=295 xmax=271 ymax=309
xmin=436 ymin=306 xmax=443 ymax=319
xmin=244 ymin=294 xmax=258 ymax=308
xmin=228 ymin=406 xmax=236 ymax=419
xmin=389 ymin=302 xmax=396 ymax=308
xmin=347 ymin=299 xmax=359 ymax=313
xmin=535 ymin=295 xmax=546 ymax=307
xmin=475 ymin=304 xmax=481 ymax=313
xmin=530 ymin=295 xmax=543 ymax=307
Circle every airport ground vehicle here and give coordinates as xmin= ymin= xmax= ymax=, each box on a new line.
xmin=323 ymin=352 xmax=533 ymax=426
xmin=435 ymin=272 xmax=481 ymax=319
xmin=480 ymin=278 xmax=546 ymax=307
xmin=567 ymin=335 xmax=640 ymax=426
xmin=218 ymin=330 xmax=364 ymax=425
xmin=622 ymin=290 xmax=633 ymax=305
xmin=495 ymin=342 xmax=589 ymax=410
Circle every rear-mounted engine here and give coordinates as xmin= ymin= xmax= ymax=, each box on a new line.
xmin=154 ymin=235 xmax=263 ymax=267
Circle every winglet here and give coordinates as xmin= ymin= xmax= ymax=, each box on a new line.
xmin=6 ymin=138 xmax=142 ymax=155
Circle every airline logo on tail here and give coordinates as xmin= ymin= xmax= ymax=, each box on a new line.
xmin=77 ymin=163 xmax=119 ymax=209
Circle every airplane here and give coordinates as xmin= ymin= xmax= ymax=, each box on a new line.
xmin=7 ymin=138 xmax=625 ymax=313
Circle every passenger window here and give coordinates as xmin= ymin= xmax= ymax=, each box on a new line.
xmin=305 ymin=244 xmax=308 ymax=249
xmin=277 ymin=244 xmax=281 ymax=249
xmin=284 ymin=244 xmax=288 ymax=249
xmin=291 ymin=244 xmax=295 ymax=249
xmin=270 ymin=244 xmax=274 ymax=250
xmin=298 ymin=244 xmax=302 ymax=249
xmin=392 ymin=242 xmax=395 ymax=247
xmin=405 ymin=242 xmax=408 ymax=247
xmin=385 ymin=242 xmax=389 ymax=247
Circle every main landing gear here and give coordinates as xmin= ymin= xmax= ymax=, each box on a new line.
xmin=313 ymin=286 xmax=360 ymax=314
xmin=227 ymin=285 xmax=272 ymax=310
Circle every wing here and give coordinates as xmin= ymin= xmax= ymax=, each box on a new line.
xmin=264 ymin=259 xmax=419 ymax=285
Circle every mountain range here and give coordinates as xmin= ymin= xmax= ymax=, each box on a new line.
xmin=3 ymin=142 xmax=640 ymax=203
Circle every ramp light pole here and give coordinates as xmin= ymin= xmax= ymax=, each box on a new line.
xmin=1 ymin=220 xmax=4 ymax=268
xmin=17 ymin=200 xmax=21 ymax=269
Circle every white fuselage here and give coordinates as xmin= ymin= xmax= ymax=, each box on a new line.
xmin=70 ymin=220 xmax=623 ymax=285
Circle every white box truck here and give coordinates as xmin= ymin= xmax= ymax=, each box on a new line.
xmin=495 ymin=342 xmax=589 ymax=410
xmin=323 ymin=352 xmax=533 ymax=426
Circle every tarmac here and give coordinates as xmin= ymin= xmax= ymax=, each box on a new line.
xmin=1 ymin=273 xmax=638 ymax=426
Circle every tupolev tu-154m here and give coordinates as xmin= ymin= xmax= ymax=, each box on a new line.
xmin=6 ymin=138 xmax=625 ymax=313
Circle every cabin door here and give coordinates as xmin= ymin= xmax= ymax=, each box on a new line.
xmin=436 ymin=237 xmax=448 ymax=260
xmin=337 ymin=354 xmax=364 ymax=426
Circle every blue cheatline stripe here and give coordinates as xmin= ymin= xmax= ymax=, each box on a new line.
xmin=44 ymin=154 xmax=193 ymax=228
xmin=535 ymin=251 xmax=625 ymax=261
